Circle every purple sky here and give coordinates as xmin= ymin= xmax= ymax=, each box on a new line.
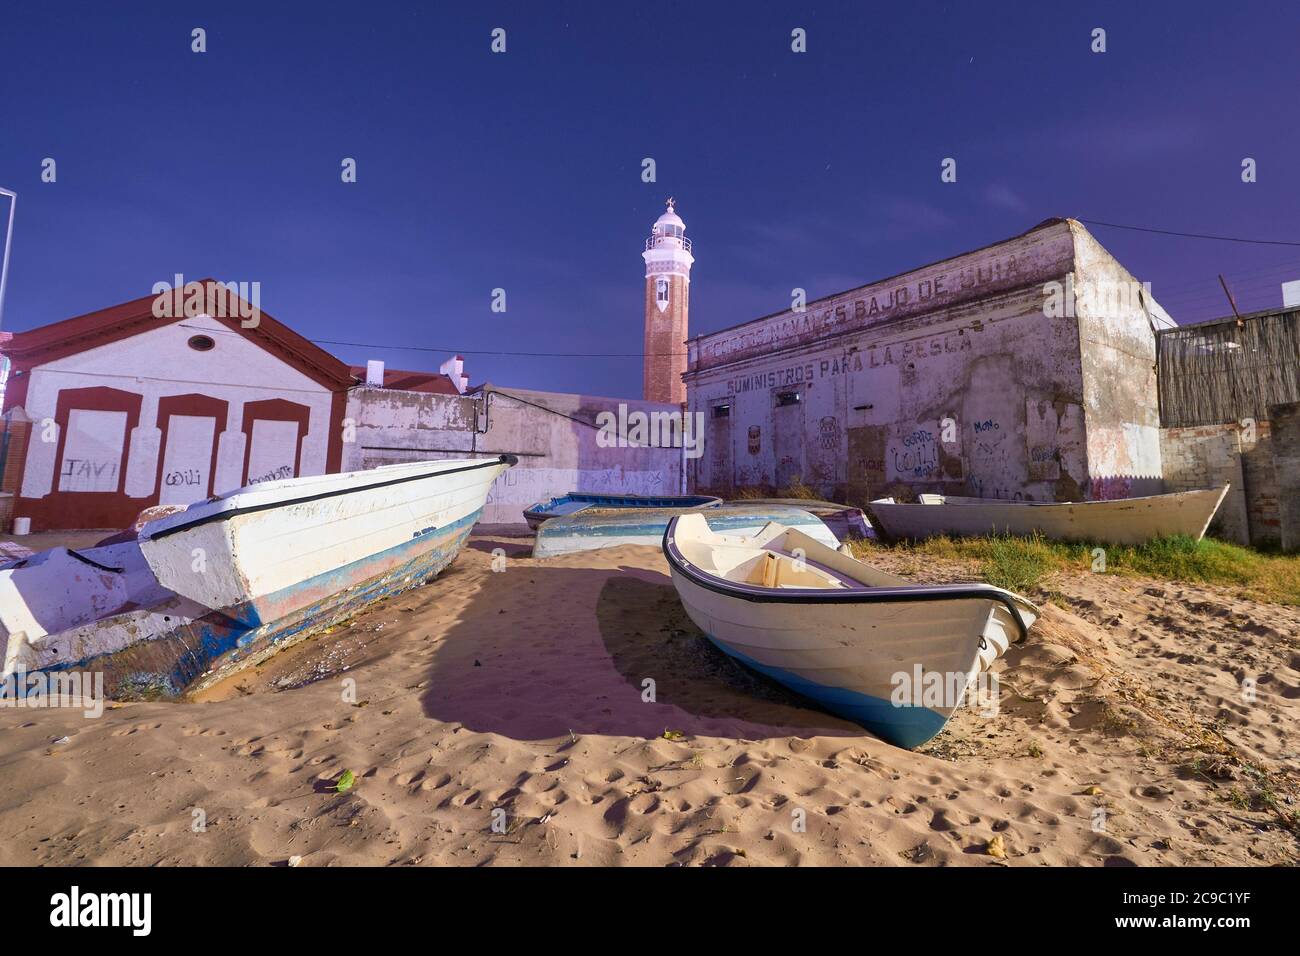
xmin=1 ymin=0 xmax=1297 ymax=396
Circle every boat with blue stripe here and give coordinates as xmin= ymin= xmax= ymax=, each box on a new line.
xmin=523 ymin=492 xmax=721 ymax=530
xmin=534 ymin=503 xmax=839 ymax=558
xmin=662 ymin=512 xmax=1038 ymax=749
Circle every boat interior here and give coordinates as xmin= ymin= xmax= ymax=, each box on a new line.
xmin=672 ymin=516 xmax=909 ymax=591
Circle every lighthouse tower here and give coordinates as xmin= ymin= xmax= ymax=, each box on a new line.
xmin=642 ymin=199 xmax=693 ymax=404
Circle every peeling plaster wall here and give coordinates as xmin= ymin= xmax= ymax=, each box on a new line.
xmin=1069 ymin=222 xmax=1170 ymax=499
xmin=343 ymin=385 xmax=684 ymax=524
xmin=686 ymin=220 xmax=1171 ymax=506
xmin=687 ymin=221 xmax=1097 ymax=504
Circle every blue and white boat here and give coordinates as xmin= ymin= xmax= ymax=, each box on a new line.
xmin=523 ymin=492 xmax=721 ymax=530
xmin=0 ymin=455 xmax=515 ymax=698
xmin=534 ymin=503 xmax=839 ymax=558
xmin=662 ymin=512 xmax=1038 ymax=748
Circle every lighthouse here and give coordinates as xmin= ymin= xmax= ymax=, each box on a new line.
xmin=642 ymin=199 xmax=693 ymax=404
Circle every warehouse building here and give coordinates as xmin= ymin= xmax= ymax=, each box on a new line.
xmin=684 ymin=218 xmax=1176 ymax=505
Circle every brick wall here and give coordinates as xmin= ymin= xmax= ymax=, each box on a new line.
xmin=1158 ymin=424 xmax=1248 ymax=544
xmin=1159 ymin=420 xmax=1285 ymax=548
xmin=1241 ymin=420 xmax=1280 ymax=548
xmin=1269 ymin=403 xmax=1300 ymax=551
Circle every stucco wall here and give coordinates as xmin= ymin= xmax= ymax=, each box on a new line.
xmin=1070 ymin=222 xmax=1170 ymax=499
xmin=686 ymin=220 xmax=1170 ymax=507
xmin=686 ymin=221 xmax=1096 ymax=503
xmin=344 ymin=385 xmax=685 ymax=525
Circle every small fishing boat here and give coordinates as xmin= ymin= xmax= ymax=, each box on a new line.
xmin=729 ymin=497 xmax=873 ymax=540
xmin=868 ymin=484 xmax=1229 ymax=546
xmin=0 ymin=455 xmax=515 ymax=698
xmin=663 ymin=513 xmax=1038 ymax=748
xmin=523 ymin=492 xmax=721 ymax=530
xmin=534 ymin=503 xmax=839 ymax=558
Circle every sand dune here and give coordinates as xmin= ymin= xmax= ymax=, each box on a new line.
xmin=1 ymin=533 xmax=1296 ymax=866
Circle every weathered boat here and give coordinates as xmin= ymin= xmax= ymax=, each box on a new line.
xmin=534 ymin=503 xmax=840 ymax=558
xmin=868 ymin=485 xmax=1230 ymax=546
xmin=729 ymin=497 xmax=873 ymax=540
xmin=663 ymin=512 xmax=1038 ymax=748
xmin=0 ymin=455 xmax=515 ymax=698
xmin=523 ymin=492 xmax=721 ymax=530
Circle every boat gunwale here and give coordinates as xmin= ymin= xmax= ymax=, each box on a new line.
xmin=870 ymin=484 xmax=1229 ymax=510
xmin=661 ymin=516 xmax=1034 ymax=642
xmin=145 ymin=455 xmax=517 ymax=541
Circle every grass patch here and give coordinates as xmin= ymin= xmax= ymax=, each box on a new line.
xmin=852 ymin=533 xmax=1300 ymax=604
xmin=774 ymin=477 xmax=819 ymax=500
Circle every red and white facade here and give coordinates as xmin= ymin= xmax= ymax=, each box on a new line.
xmin=1 ymin=283 xmax=357 ymax=531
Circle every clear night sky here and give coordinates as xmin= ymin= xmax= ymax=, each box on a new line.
xmin=1 ymin=1 xmax=1297 ymax=396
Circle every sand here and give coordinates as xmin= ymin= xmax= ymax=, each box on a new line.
xmin=1 ymin=530 xmax=1297 ymax=867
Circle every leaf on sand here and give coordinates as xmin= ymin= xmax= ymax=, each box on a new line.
xmin=661 ymin=729 xmax=685 ymax=741
xmin=336 ymin=769 xmax=356 ymax=792
xmin=986 ymin=835 xmax=1007 ymax=858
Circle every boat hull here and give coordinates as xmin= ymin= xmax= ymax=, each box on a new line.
xmin=662 ymin=514 xmax=1037 ymax=748
xmin=523 ymin=492 xmax=722 ymax=530
xmin=1 ymin=456 xmax=513 ymax=698
xmin=869 ymin=485 xmax=1230 ymax=546
xmin=535 ymin=504 xmax=840 ymax=558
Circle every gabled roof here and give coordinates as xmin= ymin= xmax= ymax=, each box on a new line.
xmin=347 ymin=365 xmax=462 ymax=395
xmin=1 ymin=280 xmax=355 ymax=389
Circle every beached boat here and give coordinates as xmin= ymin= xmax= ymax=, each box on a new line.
xmin=729 ymin=497 xmax=873 ymax=540
xmin=534 ymin=503 xmax=840 ymax=558
xmin=662 ymin=513 xmax=1039 ymax=748
xmin=523 ymin=492 xmax=722 ymax=530
xmin=868 ymin=485 xmax=1230 ymax=546
xmin=0 ymin=455 xmax=515 ymax=698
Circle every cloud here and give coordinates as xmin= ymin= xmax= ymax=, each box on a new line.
xmin=984 ymin=183 xmax=1029 ymax=213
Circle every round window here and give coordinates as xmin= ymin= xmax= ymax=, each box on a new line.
xmin=187 ymin=334 xmax=215 ymax=352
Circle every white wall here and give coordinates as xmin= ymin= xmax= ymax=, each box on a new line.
xmin=19 ymin=314 xmax=334 ymax=507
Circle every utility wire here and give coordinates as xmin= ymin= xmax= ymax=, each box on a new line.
xmin=1079 ymin=219 xmax=1300 ymax=247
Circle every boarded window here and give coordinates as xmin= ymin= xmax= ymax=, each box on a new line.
xmin=58 ymin=409 xmax=126 ymax=492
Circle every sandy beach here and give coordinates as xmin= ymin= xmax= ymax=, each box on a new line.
xmin=1 ymin=530 xmax=1297 ymax=867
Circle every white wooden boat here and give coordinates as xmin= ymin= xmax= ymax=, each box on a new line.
xmin=534 ymin=504 xmax=840 ymax=558
xmin=0 ymin=455 xmax=515 ymax=698
xmin=663 ymin=513 xmax=1038 ymax=748
xmin=868 ymin=485 xmax=1230 ymax=546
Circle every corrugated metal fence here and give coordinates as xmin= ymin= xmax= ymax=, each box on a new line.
xmin=1156 ymin=309 xmax=1300 ymax=427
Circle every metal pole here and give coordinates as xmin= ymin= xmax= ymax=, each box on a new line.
xmin=0 ymin=187 xmax=15 ymax=331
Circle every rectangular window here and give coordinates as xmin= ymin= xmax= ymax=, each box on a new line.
xmin=712 ymin=403 xmax=731 ymax=418
xmin=775 ymin=391 xmax=801 ymax=407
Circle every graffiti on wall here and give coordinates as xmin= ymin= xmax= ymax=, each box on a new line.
xmin=889 ymin=426 xmax=940 ymax=481
xmin=725 ymin=332 xmax=974 ymax=397
xmin=702 ymin=251 xmax=1031 ymax=368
